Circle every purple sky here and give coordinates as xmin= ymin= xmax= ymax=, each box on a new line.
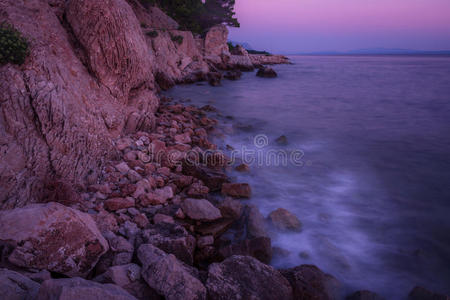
xmin=228 ymin=0 xmax=450 ymax=53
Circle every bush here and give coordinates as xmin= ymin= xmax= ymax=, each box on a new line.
xmin=0 ymin=22 xmax=29 ymax=65
xmin=146 ymin=30 xmax=159 ymax=38
xmin=171 ymin=34 xmax=183 ymax=45
xmin=247 ymin=49 xmax=272 ymax=56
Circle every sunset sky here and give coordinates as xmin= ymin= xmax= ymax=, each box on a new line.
xmin=228 ymin=0 xmax=450 ymax=53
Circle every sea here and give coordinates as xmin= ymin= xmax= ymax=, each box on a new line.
xmin=165 ymin=55 xmax=450 ymax=299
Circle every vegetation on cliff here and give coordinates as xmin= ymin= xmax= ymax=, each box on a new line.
xmin=0 ymin=23 xmax=29 ymax=65
xmin=141 ymin=0 xmax=239 ymax=34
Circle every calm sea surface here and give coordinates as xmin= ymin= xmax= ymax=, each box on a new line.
xmin=166 ymin=55 xmax=450 ymax=299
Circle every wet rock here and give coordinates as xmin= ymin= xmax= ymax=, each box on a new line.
xmin=37 ymin=277 xmax=137 ymax=300
xmin=182 ymin=163 xmax=230 ymax=192
xmin=219 ymin=198 xmax=243 ymax=219
xmin=256 ymin=67 xmax=277 ymax=78
xmin=347 ymin=290 xmax=385 ymax=300
xmin=105 ymin=197 xmax=136 ymax=211
xmin=137 ymin=244 xmax=206 ymax=300
xmin=0 ymin=203 xmax=108 ymax=277
xmin=218 ymin=237 xmax=273 ymax=264
xmin=224 ymin=70 xmax=242 ymax=80
xmin=141 ymin=223 xmax=196 ymax=265
xmin=235 ymin=163 xmax=250 ymax=172
xmin=247 ymin=205 xmax=269 ymax=239
xmin=206 ymin=255 xmax=293 ymax=300
xmin=221 ymin=183 xmax=251 ymax=198
xmin=207 ymin=72 xmax=222 ymax=86
xmin=181 ymin=198 xmax=222 ymax=222
xmin=280 ymin=265 xmax=340 ymax=300
xmin=196 ymin=219 xmax=235 ymax=238
xmin=268 ymin=208 xmax=302 ymax=232
xmin=408 ymin=286 xmax=449 ymax=300
xmin=275 ymin=135 xmax=288 ymax=146
xmin=0 ymin=268 xmax=40 ymax=300
xmin=155 ymin=72 xmax=175 ymax=91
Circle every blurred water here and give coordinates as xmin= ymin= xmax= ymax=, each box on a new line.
xmin=165 ymin=55 xmax=450 ymax=299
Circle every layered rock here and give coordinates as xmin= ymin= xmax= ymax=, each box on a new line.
xmin=0 ymin=203 xmax=108 ymax=277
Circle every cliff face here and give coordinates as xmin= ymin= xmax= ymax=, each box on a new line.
xmin=0 ymin=0 xmax=285 ymax=209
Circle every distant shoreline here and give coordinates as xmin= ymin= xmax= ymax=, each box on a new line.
xmin=286 ymin=53 xmax=450 ymax=57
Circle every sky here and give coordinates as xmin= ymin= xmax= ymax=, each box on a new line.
xmin=228 ymin=0 xmax=450 ymax=53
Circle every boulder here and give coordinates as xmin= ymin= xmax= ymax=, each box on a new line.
xmin=268 ymin=208 xmax=302 ymax=232
xmin=181 ymin=198 xmax=222 ymax=222
xmin=247 ymin=205 xmax=269 ymax=239
xmin=105 ymin=197 xmax=135 ymax=211
xmin=207 ymin=72 xmax=222 ymax=86
xmin=280 ymin=265 xmax=340 ymax=300
xmin=218 ymin=237 xmax=273 ymax=264
xmin=204 ymin=25 xmax=230 ymax=67
xmin=141 ymin=223 xmax=196 ymax=265
xmin=206 ymin=255 xmax=293 ymax=300
xmin=224 ymin=70 xmax=242 ymax=80
xmin=219 ymin=198 xmax=243 ymax=219
xmin=137 ymin=244 xmax=207 ymax=300
xmin=256 ymin=67 xmax=277 ymax=78
xmin=221 ymin=183 xmax=251 ymax=198
xmin=347 ymin=290 xmax=385 ymax=300
xmin=0 ymin=268 xmax=40 ymax=300
xmin=235 ymin=163 xmax=250 ymax=172
xmin=0 ymin=203 xmax=108 ymax=277
xmin=37 ymin=277 xmax=137 ymax=300
xmin=182 ymin=163 xmax=230 ymax=192
xmin=275 ymin=135 xmax=288 ymax=145
xmin=408 ymin=286 xmax=449 ymax=300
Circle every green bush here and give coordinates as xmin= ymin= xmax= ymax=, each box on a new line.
xmin=146 ymin=30 xmax=159 ymax=38
xmin=171 ymin=34 xmax=183 ymax=45
xmin=0 ymin=23 xmax=29 ymax=66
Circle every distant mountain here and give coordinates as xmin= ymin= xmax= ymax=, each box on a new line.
xmin=291 ymin=48 xmax=450 ymax=56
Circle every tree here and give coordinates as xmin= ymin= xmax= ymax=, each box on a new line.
xmin=141 ymin=0 xmax=239 ymax=35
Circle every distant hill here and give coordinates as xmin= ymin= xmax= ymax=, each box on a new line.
xmin=291 ymin=48 xmax=450 ymax=56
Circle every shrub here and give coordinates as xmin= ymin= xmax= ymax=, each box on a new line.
xmin=140 ymin=22 xmax=147 ymax=28
xmin=0 ymin=22 xmax=29 ymax=65
xmin=146 ymin=30 xmax=159 ymax=38
xmin=171 ymin=34 xmax=183 ymax=45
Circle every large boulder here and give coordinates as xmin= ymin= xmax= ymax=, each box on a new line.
xmin=0 ymin=268 xmax=40 ymax=300
xmin=204 ymin=25 xmax=230 ymax=67
xmin=137 ymin=244 xmax=207 ymax=300
xmin=37 ymin=277 xmax=137 ymax=300
xmin=181 ymin=198 xmax=222 ymax=222
xmin=0 ymin=203 xmax=108 ymax=277
xmin=206 ymin=255 xmax=293 ymax=300
xmin=268 ymin=208 xmax=302 ymax=232
xmin=141 ymin=223 xmax=196 ymax=265
xmin=280 ymin=265 xmax=341 ymax=300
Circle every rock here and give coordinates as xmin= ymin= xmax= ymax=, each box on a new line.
xmin=206 ymin=255 xmax=293 ymax=300
xmin=207 ymin=72 xmax=222 ymax=86
xmin=105 ymin=197 xmax=135 ymax=211
xmin=94 ymin=210 xmax=120 ymax=233
xmin=0 ymin=268 xmax=40 ymax=300
xmin=218 ymin=237 xmax=272 ymax=264
xmin=182 ymin=164 xmax=230 ymax=192
xmin=37 ymin=277 xmax=137 ymax=300
xmin=250 ymin=54 xmax=290 ymax=65
xmin=140 ymin=186 xmax=173 ymax=206
xmin=154 ymin=213 xmax=175 ymax=224
xmin=268 ymin=208 xmax=302 ymax=232
xmin=280 ymin=265 xmax=340 ymax=300
xmin=127 ymin=170 xmax=143 ymax=182
xmin=196 ymin=219 xmax=234 ymax=238
xmin=204 ymin=25 xmax=230 ymax=67
xmin=116 ymin=162 xmax=131 ymax=174
xmin=218 ymin=198 xmax=243 ymax=219
xmin=235 ymin=163 xmax=250 ymax=172
xmin=408 ymin=286 xmax=449 ymax=300
xmin=224 ymin=70 xmax=242 ymax=80
xmin=275 ymin=135 xmax=288 ymax=145
xmin=141 ymin=223 xmax=196 ymax=265
xmin=0 ymin=203 xmax=108 ymax=277
xmin=137 ymin=244 xmax=207 ymax=300
xmin=155 ymin=71 xmax=175 ymax=91
xmin=105 ymin=233 xmax=135 ymax=266
xmin=347 ymin=290 xmax=385 ymax=300
xmin=174 ymin=132 xmax=192 ymax=144
xmin=247 ymin=205 xmax=269 ymax=239
xmin=23 ymin=269 xmax=52 ymax=284
xmin=197 ymin=236 xmax=214 ymax=248
xmin=133 ymin=213 xmax=150 ymax=228
xmin=256 ymin=67 xmax=277 ymax=78
xmin=187 ymin=182 xmax=210 ymax=198
xmin=221 ymin=183 xmax=251 ymax=198
xmin=181 ymin=198 xmax=222 ymax=222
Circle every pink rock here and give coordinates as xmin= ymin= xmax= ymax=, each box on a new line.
xmin=105 ymin=197 xmax=135 ymax=211
xmin=174 ymin=132 xmax=192 ymax=144
xmin=133 ymin=213 xmax=150 ymax=228
xmin=153 ymin=214 xmax=175 ymax=224
xmin=221 ymin=183 xmax=252 ymax=198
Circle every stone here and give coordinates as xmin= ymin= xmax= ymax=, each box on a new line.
xmin=221 ymin=183 xmax=251 ymax=198
xmin=197 ymin=236 xmax=214 ymax=248
xmin=94 ymin=210 xmax=120 ymax=233
xmin=187 ymin=182 xmax=210 ymax=198
xmin=140 ymin=186 xmax=174 ymax=206
xmin=247 ymin=205 xmax=269 ymax=239
xmin=250 ymin=54 xmax=290 ymax=65
xmin=280 ymin=265 xmax=340 ymax=300
xmin=105 ymin=233 xmax=135 ymax=266
xmin=347 ymin=290 xmax=385 ymax=300
xmin=204 ymin=25 xmax=230 ymax=67
xmin=137 ymin=244 xmax=207 ymax=300
xmin=218 ymin=198 xmax=243 ymax=219
xmin=182 ymin=163 xmax=230 ymax=192
xmin=127 ymin=170 xmax=143 ymax=182
xmin=275 ymin=135 xmax=288 ymax=145
xmin=196 ymin=219 xmax=234 ymax=238
xmin=206 ymin=255 xmax=293 ymax=300
xmin=174 ymin=132 xmax=192 ymax=144
xmin=224 ymin=70 xmax=243 ymax=80
xmin=256 ymin=67 xmax=277 ymax=78
xmin=235 ymin=163 xmax=250 ymax=172
xmin=0 ymin=203 xmax=108 ymax=277
xmin=133 ymin=213 xmax=150 ymax=228
xmin=408 ymin=286 xmax=449 ymax=300
xmin=0 ymin=268 xmax=40 ymax=300
xmin=154 ymin=213 xmax=175 ymax=224
xmin=141 ymin=222 xmax=196 ymax=265
xmin=116 ymin=162 xmax=131 ymax=174
xmin=268 ymin=208 xmax=302 ymax=232
xmin=105 ymin=197 xmax=135 ymax=211
xmin=181 ymin=198 xmax=222 ymax=222
xmin=218 ymin=237 xmax=272 ymax=264
xmin=37 ymin=277 xmax=137 ymax=300
xmin=207 ymin=72 xmax=222 ymax=86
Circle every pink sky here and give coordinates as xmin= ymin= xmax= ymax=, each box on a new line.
xmin=228 ymin=0 xmax=450 ymax=53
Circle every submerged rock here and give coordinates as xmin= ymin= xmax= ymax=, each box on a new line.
xmin=268 ymin=208 xmax=302 ymax=232
xmin=0 ymin=203 xmax=108 ymax=277
xmin=206 ymin=255 xmax=293 ymax=300
xmin=256 ymin=67 xmax=277 ymax=78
